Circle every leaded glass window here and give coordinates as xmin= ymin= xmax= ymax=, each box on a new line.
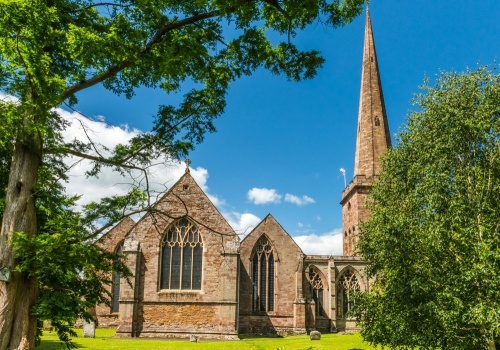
xmin=337 ymin=269 xmax=360 ymax=319
xmin=160 ymin=218 xmax=203 ymax=290
xmin=306 ymin=265 xmax=325 ymax=317
xmin=111 ymin=243 xmax=123 ymax=313
xmin=251 ymin=235 xmax=275 ymax=312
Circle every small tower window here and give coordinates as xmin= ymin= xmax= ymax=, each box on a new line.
xmin=374 ymin=116 xmax=380 ymax=127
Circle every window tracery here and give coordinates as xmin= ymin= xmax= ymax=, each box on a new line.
xmin=337 ymin=269 xmax=360 ymax=319
xmin=160 ymin=218 xmax=203 ymax=290
xmin=251 ymin=235 xmax=275 ymax=312
xmin=306 ymin=265 xmax=325 ymax=317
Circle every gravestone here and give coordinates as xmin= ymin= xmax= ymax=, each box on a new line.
xmin=190 ymin=335 xmax=198 ymax=342
xmin=83 ymin=320 xmax=95 ymax=338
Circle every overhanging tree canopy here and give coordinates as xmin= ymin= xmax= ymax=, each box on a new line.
xmin=356 ymin=66 xmax=500 ymax=350
xmin=0 ymin=1 xmax=366 ymax=349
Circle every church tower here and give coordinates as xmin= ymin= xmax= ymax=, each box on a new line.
xmin=341 ymin=8 xmax=391 ymax=256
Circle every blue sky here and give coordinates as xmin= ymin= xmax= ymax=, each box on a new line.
xmin=60 ymin=0 xmax=499 ymax=254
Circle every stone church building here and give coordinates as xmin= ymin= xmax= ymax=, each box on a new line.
xmin=95 ymin=9 xmax=391 ymax=339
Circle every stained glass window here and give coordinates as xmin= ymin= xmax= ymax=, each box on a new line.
xmin=160 ymin=218 xmax=203 ymax=290
xmin=251 ymin=235 xmax=275 ymax=312
xmin=111 ymin=243 xmax=123 ymax=313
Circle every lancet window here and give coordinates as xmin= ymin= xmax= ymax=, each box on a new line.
xmin=251 ymin=235 xmax=275 ymax=312
xmin=160 ymin=218 xmax=203 ymax=290
xmin=306 ymin=266 xmax=325 ymax=317
xmin=111 ymin=243 xmax=123 ymax=313
xmin=337 ymin=269 xmax=360 ymax=318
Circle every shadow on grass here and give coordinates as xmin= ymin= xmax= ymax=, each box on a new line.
xmin=238 ymin=334 xmax=283 ymax=340
xmin=37 ymin=339 xmax=88 ymax=350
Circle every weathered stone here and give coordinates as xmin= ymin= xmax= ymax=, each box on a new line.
xmin=189 ymin=335 xmax=198 ymax=342
xmin=310 ymin=330 xmax=321 ymax=340
xmin=123 ymin=237 xmax=139 ymax=252
xmin=97 ymin=173 xmax=240 ymax=340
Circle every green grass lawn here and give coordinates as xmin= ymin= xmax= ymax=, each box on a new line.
xmin=38 ymin=329 xmax=379 ymax=350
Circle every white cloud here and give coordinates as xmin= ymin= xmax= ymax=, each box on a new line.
xmin=223 ymin=212 xmax=261 ymax=237
xmin=2 ymin=92 xmax=261 ymax=237
xmin=293 ymin=228 xmax=343 ymax=256
xmin=38 ymin=107 xmax=218 ymax=210
xmin=246 ymin=188 xmax=314 ymax=206
xmin=284 ymin=193 xmax=315 ymax=206
xmin=247 ymin=187 xmax=282 ymax=205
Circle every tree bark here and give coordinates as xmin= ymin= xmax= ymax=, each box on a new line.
xmin=0 ymin=138 xmax=41 ymax=350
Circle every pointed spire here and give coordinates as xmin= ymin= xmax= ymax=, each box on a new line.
xmin=353 ymin=7 xmax=391 ymax=179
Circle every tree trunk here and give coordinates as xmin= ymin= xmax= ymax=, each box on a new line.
xmin=0 ymin=138 xmax=41 ymax=350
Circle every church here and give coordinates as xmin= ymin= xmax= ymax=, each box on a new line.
xmin=95 ymin=8 xmax=391 ymax=339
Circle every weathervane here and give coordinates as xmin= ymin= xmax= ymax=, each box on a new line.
xmin=185 ymin=159 xmax=191 ymax=174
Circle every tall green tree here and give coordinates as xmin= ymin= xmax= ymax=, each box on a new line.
xmin=356 ymin=67 xmax=500 ymax=350
xmin=0 ymin=0 xmax=366 ymax=349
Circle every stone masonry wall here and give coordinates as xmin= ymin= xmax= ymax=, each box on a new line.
xmin=113 ymin=173 xmax=240 ymax=339
xmin=239 ymin=214 xmax=306 ymax=335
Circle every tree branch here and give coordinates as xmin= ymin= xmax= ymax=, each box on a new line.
xmin=63 ymin=148 xmax=146 ymax=172
xmin=60 ymin=10 xmax=221 ymax=101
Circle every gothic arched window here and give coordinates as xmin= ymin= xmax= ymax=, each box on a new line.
xmin=306 ymin=266 xmax=325 ymax=317
xmin=111 ymin=243 xmax=123 ymax=313
xmin=337 ymin=269 xmax=360 ymax=319
xmin=160 ymin=218 xmax=203 ymax=290
xmin=251 ymin=235 xmax=275 ymax=312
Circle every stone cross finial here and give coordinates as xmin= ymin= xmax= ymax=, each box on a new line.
xmin=185 ymin=159 xmax=191 ymax=173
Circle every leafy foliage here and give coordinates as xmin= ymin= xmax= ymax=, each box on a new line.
xmin=0 ymin=0 xmax=366 ymax=348
xmin=355 ymin=66 xmax=500 ymax=349
xmin=8 ymin=154 xmax=131 ymax=349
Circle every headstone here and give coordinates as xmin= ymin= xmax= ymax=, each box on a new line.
xmin=42 ymin=321 xmax=52 ymax=331
xmin=310 ymin=330 xmax=321 ymax=340
xmin=190 ymin=335 xmax=198 ymax=342
xmin=83 ymin=320 xmax=95 ymax=338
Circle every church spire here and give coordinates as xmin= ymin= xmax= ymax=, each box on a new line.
xmin=340 ymin=8 xmax=391 ymax=257
xmin=353 ymin=7 xmax=391 ymax=178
